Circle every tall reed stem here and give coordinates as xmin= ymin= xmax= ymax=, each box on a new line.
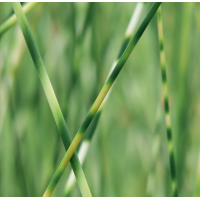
xmin=43 ymin=2 xmax=161 ymax=196
xmin=12 ymin=2 xmax=91 ymax=197
xmin=0 ymin=2 xmax=40 ymax=36
xmin=63 ymin=2 xmax=144 ymax=196
xmin=157 ymin=5 xmax=178 ymax=196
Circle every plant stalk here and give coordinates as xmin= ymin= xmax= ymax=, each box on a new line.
xmin=44 ymin=2 xmax=161 ymax=196
xmin=63 ymin=2 xmax=145 ymax=196
xmin=0 ymin=2 xmax=40 ymax=36
xmin=12 ymin=2 xmax=91 ymax=197
xmin=157 ymin=5 xmax=178 ymax=197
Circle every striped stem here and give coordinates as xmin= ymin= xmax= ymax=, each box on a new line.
xmin=44 ymin=2 xmax=161 ymax=196
xmin=12 ymin=2 xmax=91 ymax=197
xmin=0 ymin=2 xmax=40 ymax=36
xmin=63 ymin=2 xmax=144 ymax=196
xmin=157 ymin=6 xmax=178 ymax=196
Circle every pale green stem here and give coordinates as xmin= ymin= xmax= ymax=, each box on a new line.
xmin=0 ymin=2 xmax=40 ymax=36
xmin=12 ymin=2 xmax=91 ymax=197
xmin=44 ymin=2 xmax=161 ymax=196
xmin=63 ymin=2 xmax=144 ymax=196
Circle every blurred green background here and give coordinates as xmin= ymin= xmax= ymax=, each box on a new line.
xmin=0 ymin=2 xmax=200 ymax=197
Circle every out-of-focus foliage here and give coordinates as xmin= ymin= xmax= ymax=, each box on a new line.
xmin=0 ymin=2 xmax=200 ymax=197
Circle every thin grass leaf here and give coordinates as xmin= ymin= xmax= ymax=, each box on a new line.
xmin=0 ymin=2 xmax=40 ymax=36
xmin=157 ymin=5 xmax=178 ymax=197
xmin=43 ymin=2 xmax=161 ymax=196
xmin=63 ymin=2 xmax=145 ymax=196
xmin=12 ymin=2 xmax=91 ymax=197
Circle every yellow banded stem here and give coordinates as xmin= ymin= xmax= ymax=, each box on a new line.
xmin=63 ymin=3 xmax=144 ymax=196
xmin=12 ymin=2 xmax=91 ymax=197
xmin=157 ymin=6 xmax=178 ymax=197
xmin=44 ymin=2 xmax=161 ymax=196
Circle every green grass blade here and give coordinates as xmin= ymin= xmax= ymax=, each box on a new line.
xmin=45 ymin=2 xmax=161 ymax=196
xmin=12 ymin=2 xmax=91 ymax=197
xmin=157 ymin=5 xmax=178 ymax=196
xmin=0 ymin=2 xmax=40 ymax=36
xmin=63 ymin=2 xmax=145 ymax=196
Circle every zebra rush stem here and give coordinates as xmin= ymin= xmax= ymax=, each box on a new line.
xmin=0 ymin=2 xmax=40 ymax=36
xmin=157 ymin=6 xmax=178 ymax=196
xmin=63 ymin=2 xmax=145 ymax=196
xmin=44 ymin=2 xmax=161 ymax=196
xmin=12 ymin=2 xmax=91 ymax=197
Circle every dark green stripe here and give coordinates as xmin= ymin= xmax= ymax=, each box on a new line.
xmin=166 ymin=127 xmax=172 ymax=141
xmin=117 ymin=36 xmax=131 ymax=59
xmin=83 ymin=110 xmax=101 ymax=141
xmin=164 ymin=96 xmax=169 ymax=113
xmin=161 ymin=65 xmax=167 ymax=82
xmin=107 ymin=64 xmax=122 ymax=85
xmin=79 ymin=111 xmax=95 ymax=134
xmin=159 ymin=39 xmax=164 ymax=51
